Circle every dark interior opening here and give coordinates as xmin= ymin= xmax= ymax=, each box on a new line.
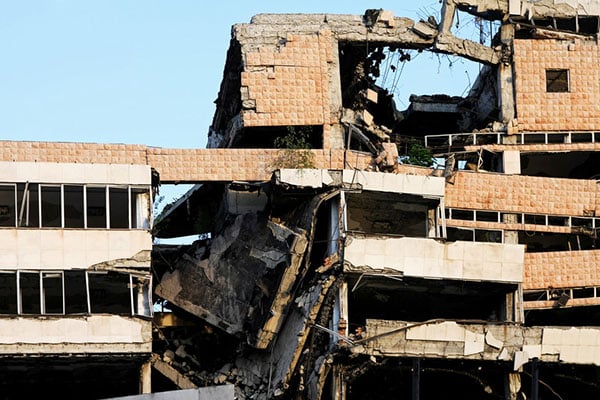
xmin=519 ymin=231 xmax=598 ymax=252
xmin=525 ymin=305 xmax=600 ymax=327
xmin=64 ymin=185 xmax=84 ymax=228
xmin=87 ymin=187 xmax=106 ymax=228
xmin=65 ymin=270 xmax=88 ymax=314
xmin=0 ymin=185 xmax=15 ymax=227
xmin=345 ymin=358 xmax=506 ymax=400
xmin=0 ymin=272 xmax=17 ymax=314
xmin=109 ymin=187 xmax=129 ymax=229
xmin=230 ymin=125 xmax=323 ymax=149
xmin=20 ymin=272 xmax=41 ymax=314
xmin=347 ymin=276 xmax=512 ymax=328
xmin=88 ymin=272 xmax=131 ymax=314
xmin=521 ymin=151 xmax=600 ymax=179
xmin=17 ymin=183 xmax=39 ymax=228
xmin=40 ymin=186 xmax=61 ymax=228
xmin=42 ymin=272 xmax=63 ymax=314
xmin=345 ymin=192 xmax=434 ymax=237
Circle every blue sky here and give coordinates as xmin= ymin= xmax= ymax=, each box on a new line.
xmin=0 ymin=1 xmax=480 ymax=150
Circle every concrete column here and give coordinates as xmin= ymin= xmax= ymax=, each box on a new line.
xmin=140 ymin=359 xmax=152 ymax=394
xmin=412 ymin=358 xmax=421 ymax=400
xmin=332 ymin=365 xmax=346 ymax=400
xmin=498 ymin=23 xmax=515 ymax=125
xmin=504 ymin=371 xmax=521 ymax=400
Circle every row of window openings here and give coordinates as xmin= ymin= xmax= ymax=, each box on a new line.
xmin=524 ymin=287 xmax=598 ymax=302
xmin=0 ymin=183 xmax=150 ymax=229
xmin=0 ymin=270 xmax=152 ymax=316
xmin=445 ymin=208 xmax=599 ymax=228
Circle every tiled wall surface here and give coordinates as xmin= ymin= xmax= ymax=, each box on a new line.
xmin=241 ymin=31 xmax=334 ymax=130
xmin=514 ymin=39 xmax=600 ymax=131
xmin=0 ymin=141 xmax=373 ymax=182
xmin=524 ymin=250 xmax=600 ymax=290
xmin=445 ymin=171 xmax=600 ymax=217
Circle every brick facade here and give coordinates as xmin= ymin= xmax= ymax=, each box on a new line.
xmin=524 ymin=250 xmax=600 ymax=290
xmin=241 ymin=30 xmax=334 ymax=131
xmin=0 ymin=141 xmax=373 ymax=183
xmin=445 ymin=171 xmax=600 ymax=217
xmin=514 ymin=39 xmax=600 ymax=131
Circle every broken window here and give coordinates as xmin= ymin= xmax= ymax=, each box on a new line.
xmin=19 ymin=271 xmax=41 ymax=314
xmin=546 ymin=69 xmax=569 ymax=93
xmin=0 ymin=271 xmax=17 ymax=314
xmin=16 ymin=183 xmax=39 ymax=227
xmin=109 ymin=186 xmax=129 ymax=229
xmin=64 ymin=185 xmax=84 ymax=228
xmin=0 ymin=184 xmax=16 ymax=227
xmin=87 ymin=186 xmax=107 ymax=228
xmin=64 ymin=270 xmax=88 ymax=314
xmin=131 ymin=276 xmax=152 ymax=317
xmin=42 ymin=271 xmax=64 ymax=314
xmin=131 ymin=187 xmax=150 ymax=229
xmin=40 ymin=185 xmax=62 ymax=227
xmin=88 ymin=272 xmax=131 ymax=314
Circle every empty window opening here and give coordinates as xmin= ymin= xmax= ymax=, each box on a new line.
xmin=88 ymin=272 xmax=131 ymax=314
xmin=131 ymin=187 xmax=150 ymax=229
xmin=87 ymin=187 xmax=107 ymax=228
xmin=109 ymin=187 xmax=129 ymax=229
xmin=230 ymin=125 xmax=323 ymax=149
xmin=64 ymin=185 xmax=84 ymax=228
xmin=42 ymin=272 xmax=64 ymax=314
xmin=347 ymin=276 xmax=511 ymax=325
xmin=132 ymin=276 xmax=152 ymax=317
xmin=40 ymin=185 xmax=61 ymax=227
xmin=345 ymin=192 xmax=433 ymax=237
xmin=17 ymin=183 xmax=39 ymax=227
xmin=519 ymin=231 xmax=598 ymax=252
xmin=546 ymin=69 xmax=569 ymax=93
xmin=65 ymin=270 xmax=88 ymax=314
xmin=0 ymin=272 xmax=17 ymax=314
xmin=19 ymin=271 xmax=41 ymax=314
xmin=0 ymin=185 xmax=16 ymax=227
xmin=521 ymin=151 xmax=600 ymax=179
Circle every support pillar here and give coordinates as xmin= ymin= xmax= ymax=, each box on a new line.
xmin=140 ymin=359 xmax=152 ymax=394
xmin=412 ymin=358 xmax=421 ymax=400
xmin=504 ymin=371 xmax=522 ymax=400
xmin=332 ymin=365 xmax=346 ymax=400
xmin=531 ymin=358 xmax=539 ymax=400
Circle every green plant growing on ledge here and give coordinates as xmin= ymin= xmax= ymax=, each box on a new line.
xmin=273 ymin=126 xmax=316 ymax=169
xmin=401 ymin=141 xmax=434 ymax=167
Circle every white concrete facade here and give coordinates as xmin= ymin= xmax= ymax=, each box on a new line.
xmin=0 ymin=229 xmax=151 ymax=269
xmin=344 ymin=236 xmax=524 ymax=283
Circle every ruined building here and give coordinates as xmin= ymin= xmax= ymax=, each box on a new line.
xmin=2 ymin=0 xmax=600 ymax=399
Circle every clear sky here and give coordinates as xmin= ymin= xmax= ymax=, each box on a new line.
xmin=0 ymin=1 xmax=480 ymax=150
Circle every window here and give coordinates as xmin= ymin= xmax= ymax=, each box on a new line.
xmin=1 ymin=183 xmax=150 ymax=229
xmin=4 ymin=270 xmax=151 ymax=316
xmin=17 ymin=183 xmax=39 ymax=227
xmin=88 ymin=272 xmax=131 ymax=314
xmin=87 ymin=187 xmax=107 ymax=228
xmin=546 ymin=69 xmax=569 ymax=92
xmin=40 ymin=185 xmax=61 ymax=227
xmin=109 ymin=187 xmax=129 ymax=229
xmin=0 ymin=272 xmax=17 ymax=314
xmin=19 ymin=271 xmax=41 ymax=314
xmin=64 ymin=185 xmax=84 ymax=228
xmin=0 ymin=185 xmax=16 ymax=227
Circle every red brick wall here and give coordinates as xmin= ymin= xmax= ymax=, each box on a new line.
xmin=445 ymin=171 xmax=600 ymax=216
xmin=241 ymin=30 xmax=334 ymax=132
xmin=514 ymin=39 xmax=600 ymax=131
xmin=524 ymin=250 xmax=600 ymax=290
